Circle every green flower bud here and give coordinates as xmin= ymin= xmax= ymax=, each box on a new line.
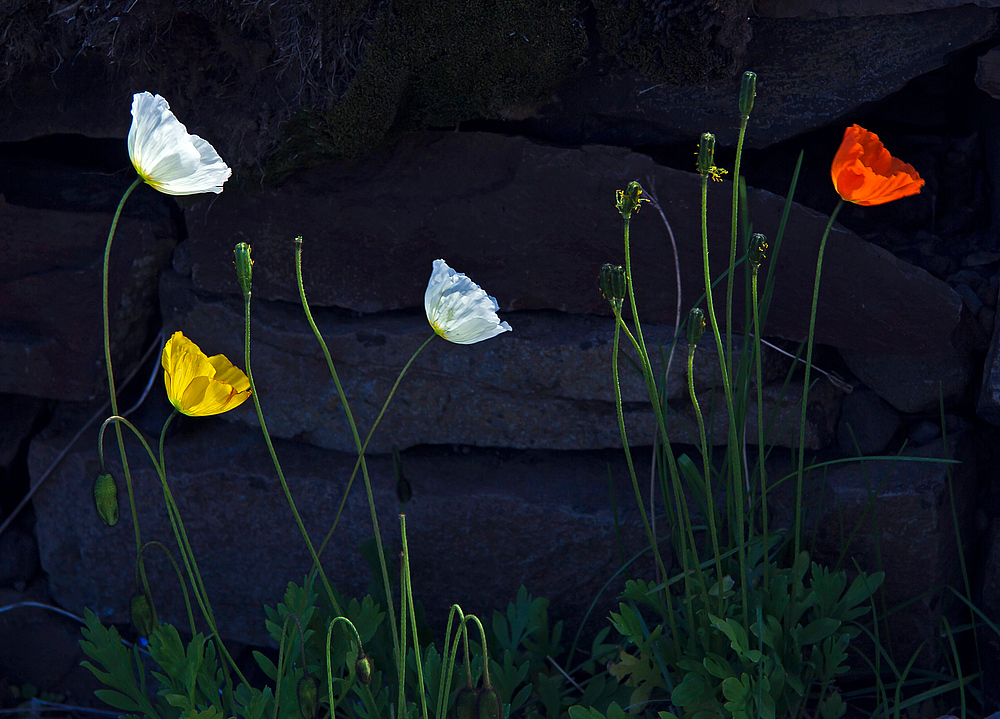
xmin=93 ymin=472 xmax=119 ymax=526
xmin=476 ymin=688 xmax=503 ymax=719
xmin=234 ymin=242 xmax=253 ymax=298
xmin=355 ymin=650 xmax=372 ymax=685
xmin=749 ymin=232 xmax=768 ymax=270
xmin=739 ymin=71 xmax=757 ymax=118
xmin=297 ymin=674 xmax=319 ymax=719
xmin=392 ymin=446 xmax=412 ymax=505
xmin=615 ymin=181 xmax=648 ymax=220
xmin=598 ymin=264 xmax=627 ymax=303
xmin=687 ymin=308 xmax=706 ymax=348
xmin=455 ymin=686 xmax=478 ymax=719
xmin=130 ymin=592 xmax=155 ymax=638
xmin=697 ymin=133 xmax=716 ymax=178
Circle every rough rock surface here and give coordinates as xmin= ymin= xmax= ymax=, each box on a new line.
xmin=836 ymin=388 xmax=900 ymax=456
xmin=161 ymin=270 xmax=841 ymax=452
xmin=979 ymin=296 xmax=1000 ymax=423
xmin=184 ymin=132 xmax=962 ymax=359
xmin=754 ymin=0 xmax=1000 ymax=18
xmin=29 ymin=414 xmax=652 ymax=646
xmin=0 ymin=198 xmax=176 ymax=401
xmin=533 ymin=7 xmax=997 ymax=147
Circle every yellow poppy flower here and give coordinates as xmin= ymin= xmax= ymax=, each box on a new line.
xmin=161 ymin=331 xmax=251 ymax=416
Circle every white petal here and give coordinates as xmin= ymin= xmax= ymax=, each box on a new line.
xmin=424 ymin=259 xmax=512 ymax=344
xmin=128 ymin=91 xmax=231 ymax=196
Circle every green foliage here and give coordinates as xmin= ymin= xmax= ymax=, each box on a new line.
xmin=79 ymin=582 xmax=621 ymax=719
xmin=600 ymin=557 xmax=883 ymax=719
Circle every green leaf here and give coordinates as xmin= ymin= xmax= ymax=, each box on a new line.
xmin=94 ymin=689 xmax=143 ymax=713
xmin=798 ymin=618 xmax=841 ymax=645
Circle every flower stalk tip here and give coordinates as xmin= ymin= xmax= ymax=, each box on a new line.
xmin=598 ymin=263 xmax=627 ymax=306
xmin=697 ymin=133 xmax=727 ymax=181
xmin=687 ymin=307 xmax=706 ymax=348
xmin=749 ymin=232 xmax=768 ymax=270
xmin=130 ymin=592 xmax=155 ymax=637
xmin=234 ymin=243 xmax=253 ymax=298
xmin=739 ymin=71 xmax=757 ymax=118
xmin=615 ymin=180 xmax=648 ymax=220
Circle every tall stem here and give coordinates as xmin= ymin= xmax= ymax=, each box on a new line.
xmin=795 ymin=199 xmax=844 ymax=557
xmin=102 ymin=177 xmax=146 ymax=590
xmin=242 ymin=294 xmax=343 ymax=616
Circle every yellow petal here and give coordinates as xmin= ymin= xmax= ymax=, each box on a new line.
xmin=207 ymin=353 xmax=251 ymax=393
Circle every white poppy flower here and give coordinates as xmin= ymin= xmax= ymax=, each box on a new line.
xmin=424 ymin=259 xmax=512 ymax=344
xmin=127 ymin=92 xmax=232 ymax=195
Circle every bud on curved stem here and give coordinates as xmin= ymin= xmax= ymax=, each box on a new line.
xmin=297 ymin=674 xmax=319 ymax=719
xmin=476 ymin=687 xmax=503 ymax=719
xmin=94 ymin=471 xmax=119 ymax=526
xmin=455 ymin=686 xmax=478 ymax=719
xmin=130 ymin=592 xmax=155 ymax=638
xmin=599 ymin=263 xmax=627 ymax=305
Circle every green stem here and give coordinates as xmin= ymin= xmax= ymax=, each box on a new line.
xmin=294 ymin=237 xmax=403 ymax=661
xmin=325 ymin=616 xmax=364 ymax=718
xmin=610 ymin=307 xmax=680 ymax=653
xmin=242 ymin=293 xmax=343 ymax=616
xmin=751 ymin=268 xmax=768 ymax=597
xmin=726 ymin=115 xmax=749 ymax=379
xmin=686 ymin=346 xmax=724 ymax=614
xmin=154 ymin=410 xmax=246 ymax=689
xmin=136 ymin=540 xmax=196 ymax=637
xmin=699 ymin=173 xmax=748 ymax=632
xmin=436 ymin=605 xmax=468 ymax=719
xmin=795 ymin=199 xmax=844 ymax=557
xmin=102 ymin=176 xmax=148 ymax=600
xmin=400 ymin=515 xmax=429 ymax=719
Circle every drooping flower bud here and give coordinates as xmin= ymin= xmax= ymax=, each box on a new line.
xmin=615 ymin=181 xmax=648 ymax=220
xmin=749 ymin=233 xmax=768 ymax=271
xmin=130 ymin=592 xmax=155 ymax=638
xmin=297 ymin=674 xmax=319 ymax=719
xmin=599 ymin=264 xmax=627 ymax=304
xmin=687 ymin=308 xmax=706 ymax=348
xmin=455 ymin=686 xmax=478 ymax=719
xmin=355 ymin=650 xmax=372 ymax=685
xmin=476 ymin=687 xmax=503 ymax=719
xmin=739 ymin=72 xmax=757 ymax=119
xmin=94 ymin=472 xmax=119 ymax=526
xmin=234 ymin=243 xmax=253 ymax=298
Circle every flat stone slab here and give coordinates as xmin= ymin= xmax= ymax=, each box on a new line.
xmin=184 ymin=131 xmax=961 ymax=359
xmin=29 ymin=414 xmax=652 ymax=646
xmin=161 ymin=270 xmax=840 ymax=452
xmin=0 ymin=199 xmax=175 ymax=400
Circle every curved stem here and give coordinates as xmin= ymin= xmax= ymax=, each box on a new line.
xmin=795 ymin=199 xmax=844 ymax=557
xmin=136 ymin=540 xmax=196 ymax=636
xmin=102 ymin=177 xmax=147 ymax=596
xmin=751 ymin=267 xmax=768 ymax=597
xmin=295 ymin=236 xmax=402 ymax=660
xmin=242 ymin=292 xmax=343 ymax=616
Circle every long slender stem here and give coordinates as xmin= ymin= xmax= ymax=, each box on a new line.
xmin=726 ymin=115 xmax=749 ymax=378
xmin=795 ymin=199 xmax=844 ymax=557
xmin=751 ymin=267 xmax=768 ymax=597
xmin=686 ymin=347 xmax=724 ymax=614
xmin=699 ymin=173 xmax=749 ymax=632
xmin=242 ymin=294 xmax=343 ymax=616
xmin=294 ymin=237 xmax=402 ymax=661
xmin=400 ymin=515 xmax=429 ymax=719
xmin=102 ymin=176 xmax=147 ymax=595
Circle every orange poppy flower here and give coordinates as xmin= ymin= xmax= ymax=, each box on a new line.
xmin=831 ymin=125 xmax=925 ymax=206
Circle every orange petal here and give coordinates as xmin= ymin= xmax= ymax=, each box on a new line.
xmin=831 ymin=125 xmax=924 ymax=206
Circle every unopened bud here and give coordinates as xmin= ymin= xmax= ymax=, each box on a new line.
xmin=234 ymin=243 xmax=253 ymax=298
xmin=393 ymin=446 xmax=412 ymax=505
xmin=739 ymin=72 xmax=757 ymax=118
xmin=615 ymin=181 xmax=648 ymax=220
xmin=749 ymin=233 xmax=768 ymax=270
xmin=687 ymin=308 xmax=706 ymax=348
xmin=297 ymin=674 xmax=319 ymax=719
xmin=476 ymin=687 xmax=503 ymax=719
xmin=455 ymin=686 xmax=478 ymax=719
xmin=355 ymin=650 xmax=372 ymax=685
xmin=599 ymin=264 xmax=627 ymax=303
xmin=697 ymin=133 xmax=716 ymax=178
xmin=94 ymin=472 xmax=119 ymax=526
xmin=130 ymin=592 xmax=155 ymax=638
